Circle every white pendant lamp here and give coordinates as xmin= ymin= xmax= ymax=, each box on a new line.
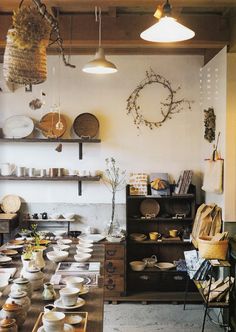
xmin=140 ymin=0 xmax=195 ymax=43
xmin=82 ymin=7 xmax=117 ymax=74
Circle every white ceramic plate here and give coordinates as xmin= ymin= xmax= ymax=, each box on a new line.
xmin=77 ymin=234 xmax=105 ymax=243
xmin=5 ymin=245 xmax=23 ymax=250
xmin=65 ymin=314 xmax=83 ymax=325
xmin=54 ymin=297 xmax=85 ymax=309
xmin=76 ymin=247 xmax=93 ymax=253
xmin=57 ymin=239 xmax=72 ymax=245
xmin=0 ymin=256 xmax=12 ymax=264
xmin=3 ymin=115 xmax=34 ymax=138
xmin=37 ymin=323 xmax=73 ymax=332
xmin=79 ymin=285 xmax=89 ymax=295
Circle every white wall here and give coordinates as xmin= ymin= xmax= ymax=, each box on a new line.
xmin=200 ymin=48 xmax=227 ymax=215
xmin=0 ymin=55 xmax=203 ymax=205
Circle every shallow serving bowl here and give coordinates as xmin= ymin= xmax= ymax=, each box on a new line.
xmin=129 ymin=260 xmax=146 ymax=272
xmin=53 ymin=244 xmax=70 ymax=252
xmin=77 ymin=242 xmax=93 ymax=248
xmin=0 ymin=279 xmax=8 ymax=291
xmin=46 ymin=251 xmax=69 ymax=263
xmin=74 ymin=253 xmax=92 ymax=262
xmin=76 ymin=247 xmax=93 ymax=254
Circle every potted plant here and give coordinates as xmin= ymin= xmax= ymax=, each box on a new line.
xmin=103 ymin=157 xmax=126 ymax=240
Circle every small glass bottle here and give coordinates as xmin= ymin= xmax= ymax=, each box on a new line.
xmin=42 ymin=283 xmax=56 ymax=301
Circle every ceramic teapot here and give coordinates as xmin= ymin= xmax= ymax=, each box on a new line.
xmin=0 ymin=318 xmax=17 ymax=332
xmin=22 ymin=266 xmax=44 ymax=291
xmin=42 ymin=283 xmax=57 ymax=301
xmin=0 ymin=302 xmax=26 ymax=327
xmin=6 ymin=290 xmax=31 ymax=312
xmin=11 ymin=277 xmax=32 ymax=298
xmin=142 ymin=255 xmax=158 ymax=268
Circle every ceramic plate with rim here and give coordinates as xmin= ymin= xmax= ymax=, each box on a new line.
xmin=3 ymin=115 xmax=34 ymax=138
xmin=65 ymin=314 xmax=83 ymax=325
xmin=0 ymin=256 xmax=12 ymax=264
xmin=57 ymin=239 xmax=72 ymax=245
xmin=0 ymin=249 xmax=18 ymax=256
xmin=54 ymin=297 xmax=85 ymax=309
xmin=37 ymin=323 xmax=73 ymax=332
xmin=155 ymin=262 xmax=175 ymax=270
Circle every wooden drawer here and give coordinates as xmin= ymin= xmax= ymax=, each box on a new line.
xmin=104 ymin=260 xmax=124 ymax=275
xmin=128 ymin=272 xmax=162 ymax=292
xmin=104 ymin=276 xmax=124 ymax=293
xmin=105 ymin=244 xmax=124 ymax=260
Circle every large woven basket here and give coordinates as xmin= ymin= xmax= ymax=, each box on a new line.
xmin=3 ymin=29 xmax=47 ymax=85
xmin=198 ymin=236 xmax=228 ymax=260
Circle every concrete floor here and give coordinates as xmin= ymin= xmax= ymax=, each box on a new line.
xmin=104 ymin=303 xmax=224 ymax=332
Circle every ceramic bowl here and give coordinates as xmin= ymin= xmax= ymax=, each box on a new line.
xmin=77 ymin=242 xmax=93 ymax=248
xmin=53 ymin=230 xmax=67 ymax=237
xmin=64 ymin=276 xmax=84 ymax=289
xmin=129 ymin=261 xmax=146 ymax=272
xmin=53 ymin=244 xmax=70 ymax=252
xmin=76 ymin=246 xmax=93 ymax=253
xmin=74 ymin=253 xmax=91 ymax=262
xmin=63 ymin=213 xmax=75 ymax=220
xmin=57 ymin=239 xmax=72 ymax=245
xmin=46 ymin=251 xmax=69 ymax=263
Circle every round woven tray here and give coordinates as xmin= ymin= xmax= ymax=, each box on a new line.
xmin=73 ymin=113 xmax=99 ymax=138
xmin=1 ymin=195 xmax=21 ymax=213
xmin=140 ymin=199 xmax=160 ymax=217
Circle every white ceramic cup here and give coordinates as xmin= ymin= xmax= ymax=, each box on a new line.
xmin=16 ymin=166 xmax=26 ymax=177
xmin=0 ymin=163 xmax=16 ymax=176
xmin=64 ymin=276 xmax=84 ymax=290
xmin=28 ymin=167 xmax=35 ymax=177
xmin=59 ymin=287 xmax=80 ymax=306
xmin=40 ymin=169 xmax=47 ymax=177
xmin=42 ymin=311 xmax=65 ymax=332
xmin=68 ymin=169 xmax=77 ymax=176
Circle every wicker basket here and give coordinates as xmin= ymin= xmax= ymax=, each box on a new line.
xmin=198 ymin=236 xmax=228 ymax=260
xmin=3 ymin=29 xmax=47 ymax=85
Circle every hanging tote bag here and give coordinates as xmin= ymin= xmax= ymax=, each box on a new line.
xmin=202 ymin=159 xmax=224 ymax=194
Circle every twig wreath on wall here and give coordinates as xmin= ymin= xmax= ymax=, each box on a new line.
xmin=126 ymin=68 xmax=193 ymax=130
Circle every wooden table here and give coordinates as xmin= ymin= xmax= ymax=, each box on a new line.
xmin=0 ymin=242 xmax=104 ymax=332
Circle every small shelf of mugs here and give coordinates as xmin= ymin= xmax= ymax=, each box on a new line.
xmin=0 ymin=175 xmax=101 ymax=196
xmin=0 ymin=137 xmax=101 ymax=160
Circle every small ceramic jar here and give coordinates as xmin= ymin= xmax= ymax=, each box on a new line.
xmin=6 ymin=290 xmax=31 ymax=312
xmin=0 ymin=302 xmax=26 ymax=327
xmin=32 ymin=250 xmax=45 ymax=270
xmin=11 ymin=277 xmax=32 ymax=298
xmin=0 ymin=318 xmax=17 ymax=332
xmin=42 ymin=283 xmax=57 ymax=301
xmin=22 ymin=267 xmax=44 ymax=291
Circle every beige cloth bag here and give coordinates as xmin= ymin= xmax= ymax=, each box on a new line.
xmin=202 ymin=159 xmax=223 ymax=194
xmin=191 ymin=203 xmax=222 ymax=248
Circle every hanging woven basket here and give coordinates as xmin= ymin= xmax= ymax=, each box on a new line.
xmin=3 ymin=29 xmax=47 ymax=85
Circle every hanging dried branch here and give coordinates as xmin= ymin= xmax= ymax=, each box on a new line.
xmin=126 ymin=68 xmax=193 ymax=130
xmin=32 ymin=0 xmax=76 ymax=68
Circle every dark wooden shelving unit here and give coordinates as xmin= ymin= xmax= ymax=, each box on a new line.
xmin=0 ymin=137 xmax=101 ymax=160
xmin=126 ymin=184 xmax=198 ymax=302
xmin=0 ymin=175 xmax=101 ymax=196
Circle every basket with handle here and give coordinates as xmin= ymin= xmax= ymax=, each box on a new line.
xmin=198 ymin=236 xmax=228 ymax=260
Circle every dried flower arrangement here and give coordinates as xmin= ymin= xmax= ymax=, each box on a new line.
xmin=10 ymin=5 xmax=51 ymax=49
xmin=204 ymin=107 xmax=216 ymax=143
xmin=126 ymin=68 xmax=193 ymax=130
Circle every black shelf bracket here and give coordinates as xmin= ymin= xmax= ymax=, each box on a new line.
xmin=78 ymin=180 xmax=82 ymax=196
xmin=79 ymin=142 xmax=83 ymax=160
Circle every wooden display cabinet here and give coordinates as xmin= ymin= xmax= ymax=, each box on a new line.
xmin=126 ymin=184 xmax=199 ymax=302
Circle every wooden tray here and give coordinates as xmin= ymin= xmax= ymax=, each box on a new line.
xmin=73 ymin=113 xmax=99 ymax=138
xmin=38 ymin=112 xmax=67 ymax=138
xmin=32 ymin=312 xmax=88 ymax=332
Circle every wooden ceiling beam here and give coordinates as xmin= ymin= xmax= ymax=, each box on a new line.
xmin=0 ymin=0 xmax=236 ymax=12
xmin=0 ymin=12 xmax=229 ymax=55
